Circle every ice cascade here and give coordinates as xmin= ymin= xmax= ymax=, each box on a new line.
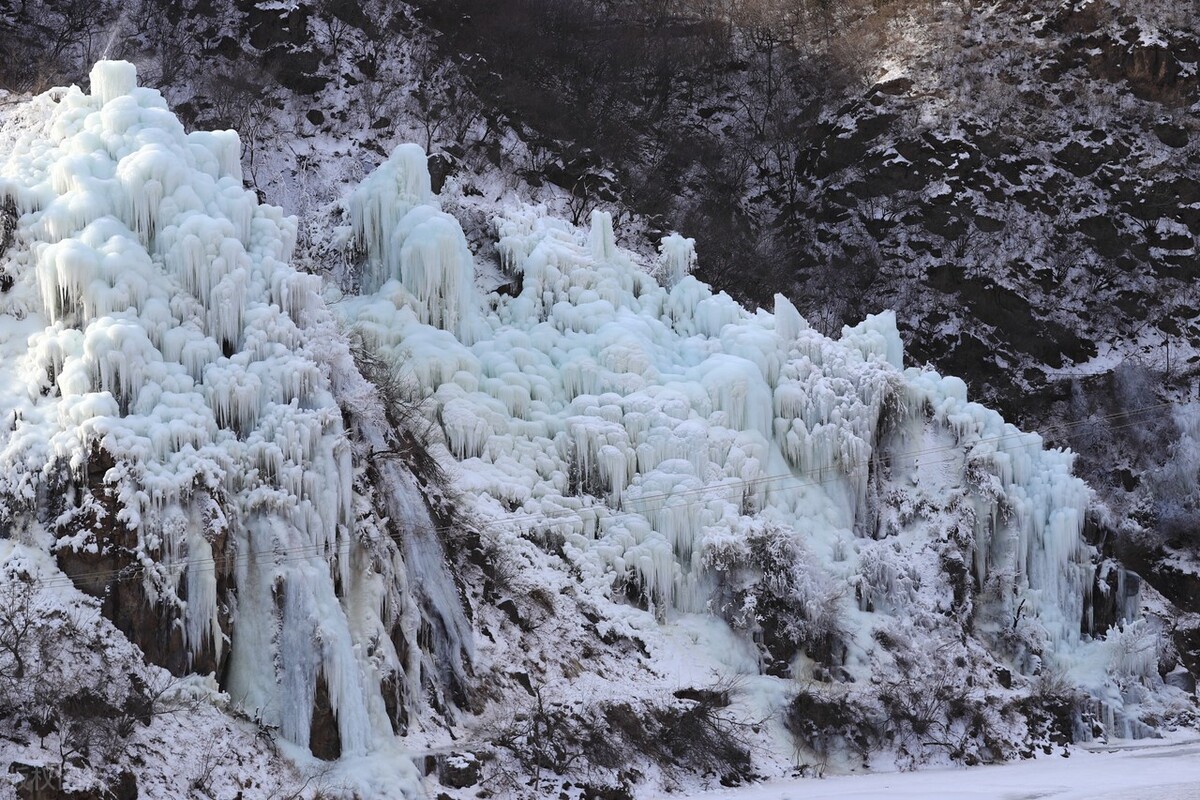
xmin=343 ymin=191 xmax=1143 ymax=724
xmin=0 ymin=62 xmax=468 ymax=773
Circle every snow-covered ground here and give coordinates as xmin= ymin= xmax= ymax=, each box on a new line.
xmin=670 ymin=736 xmax=1200 ymax=800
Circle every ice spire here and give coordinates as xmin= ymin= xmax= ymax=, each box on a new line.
xmin=589 ymin=209 xmax=616 ymax=262
xmin=89 ymin=59 xmax=137 ymax=105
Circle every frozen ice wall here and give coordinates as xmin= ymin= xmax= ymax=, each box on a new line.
xmin=345 ymin=165 xmax=1145 ymax=725
xmin=0 ymin=62 xmax=462 ymax=773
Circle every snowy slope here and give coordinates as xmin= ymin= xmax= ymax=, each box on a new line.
xmin=657 ymin=735 xmax=1200 ymax=800
xmin=0 ymin=62 xmax=1194 ymax=799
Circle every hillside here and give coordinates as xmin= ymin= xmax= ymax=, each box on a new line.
xmin=0 ymin=1 xmax=1197 ymax=798
xmin=411 ymin=0 xmax=1200 ymax=674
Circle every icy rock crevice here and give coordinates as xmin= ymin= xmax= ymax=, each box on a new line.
xmin=0 ymin=62 xmax=470 ymax=768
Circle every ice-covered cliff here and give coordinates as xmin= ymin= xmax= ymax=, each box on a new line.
xmin=0 ymin=62 xmax=474 ymax=793
xmin=0 ymin=63 xmax=1188 ymax=798
xmin=340 ymin=144 xmax=1169 ymax=745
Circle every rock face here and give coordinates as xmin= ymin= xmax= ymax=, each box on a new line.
xmin=1143 ymin=562 xmax=1200 ymax=677
xmin=48 ymin=448 xmax=231 ymax=678
xmin=310 ymin=674 xmax=343 ymax=761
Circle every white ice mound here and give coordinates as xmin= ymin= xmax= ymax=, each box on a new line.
xmin=346 ymin=143 xmax=476 ymax=341
xmin=0 ymin=62 xmax=463 ymax=770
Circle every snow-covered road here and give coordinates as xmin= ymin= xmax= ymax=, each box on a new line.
xmin=659 ymin=736 xmax=1200 ymax=800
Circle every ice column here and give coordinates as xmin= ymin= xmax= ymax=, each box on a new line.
xmin=774 ymin=294 xmax=808 ymax=341
xmin=589 ymin=210 xmax=616 ymax=263
xmin=397 ymin=209 xmax=476 ymax=341
xmin=659 ymin=233 xmax=696 ymax=289
xmin=89 ymin=60 xmax=137 ymax=105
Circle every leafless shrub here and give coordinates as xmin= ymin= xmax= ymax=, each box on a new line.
xmin=481 ymin=677 xmax=755 ymax=797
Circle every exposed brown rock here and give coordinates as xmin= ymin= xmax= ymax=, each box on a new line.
xmin=52 ymin=448 xmax=232 ymax=678
xmin=309 ymin=673 xmax=343 ymax=761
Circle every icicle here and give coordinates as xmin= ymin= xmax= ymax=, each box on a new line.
xmin=397 ymin=210 xmax=476 ymax=340
xmin=187 ymin=130 xmax=243 ymax=181
xmin=184 ymin=524 xmax=221 ymax=664
xmin=840 ymin=310 xmax=905 ymax=369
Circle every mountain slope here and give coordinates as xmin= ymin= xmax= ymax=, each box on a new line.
xmin=0 ymin=59 xmax=1193 ymax=798
xmin=409 ymin=0 xmax=1200 ymax=678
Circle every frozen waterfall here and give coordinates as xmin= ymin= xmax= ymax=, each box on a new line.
xmin=0 ymin=60 xmax=1166 ymax=786
xmin=341 ymin=152 xmax=1149 ymax=731
xmin=0 ymin=62 xmax=471 ymax=773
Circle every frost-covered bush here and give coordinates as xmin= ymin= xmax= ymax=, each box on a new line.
xmin=855 ymin=540 xmax=919 ymax=614
xmin=1148 ymin=402 xmax=1200 ymax=544
xmin=871 ymin=624 xmax=1023 ymax=766
xmin=788 ymin=624 xmax=1028 ymax=771
xmin=785 ymin=685 xmax=882 ymax=771
xmin=0 ymin=560 xmax=154 ymax=775
xmin=1016 ymin=667 xmax=1091 ymax=753
xmin=483 ymin=684 xmax=753 ymax=798
xmin=705 ymin=522 xmax=846 ymax=673
xmin=1105 ymin=619 xmax=1161 ymax=687
xmin=1 ymin=192 xmax=16 ymax=261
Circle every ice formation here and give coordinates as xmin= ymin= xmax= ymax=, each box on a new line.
xmin=0 ymin=62 xmax=467 ymax=773
xmin=0 ymin=61 xmax=1169 ymax=786
xmin=349 ymin=192 xmax=1076 ymax=613
xmin=346 ymin=143 xmax=476 ymax=340
xmin=658 ymin=232 xmax=696 ymax=289
xmin=344 ymin=151 xmax=1156 ymax=733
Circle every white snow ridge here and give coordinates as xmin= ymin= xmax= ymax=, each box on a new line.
xmin=0 ymin=62 xmax=1190 ymax=797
